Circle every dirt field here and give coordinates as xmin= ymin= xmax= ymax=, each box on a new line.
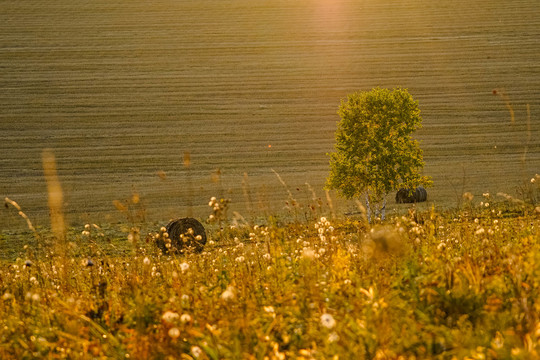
xmin=1 ymin=0 xmax=539 ymax=228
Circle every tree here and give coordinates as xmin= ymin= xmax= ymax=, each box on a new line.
xmin=326 ymin=87 xmax=431 ymax=221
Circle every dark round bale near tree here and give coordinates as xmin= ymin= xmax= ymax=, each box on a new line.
xmin=157 ymin=217 xmax=207 ymax=253
xmin=395 ymin=186 xmax=427 ymax=204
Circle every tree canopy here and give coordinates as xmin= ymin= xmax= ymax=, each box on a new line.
xmin=326 ymin=87 xmax=431 ymax=205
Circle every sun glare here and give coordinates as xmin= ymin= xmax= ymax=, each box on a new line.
xmin=313 ymin=0 xmax=347 ymax=31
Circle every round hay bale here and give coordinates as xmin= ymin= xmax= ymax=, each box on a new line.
xmin=158 ymin=217 xmax=207 ymax=254
xmin=395 ymin=186 xmax=427 ymax=204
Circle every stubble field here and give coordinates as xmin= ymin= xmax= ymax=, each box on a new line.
xmin=1 ymin=0 xmax=539 ymax=227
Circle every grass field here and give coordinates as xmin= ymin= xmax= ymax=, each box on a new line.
xmin=1 ymin=197 xmax=539 ymax=358
xmin=1 ymin=0 xmax=539 ymax=228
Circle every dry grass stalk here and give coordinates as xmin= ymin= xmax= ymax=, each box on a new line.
xmin=4 ymin=197 xmax=38 ymax=235
xmin=242 ymin=172 xmax=254 ymax=219
xmin=184 ymin=151 xmax=193 ymax=217
xmin=522 ymin=103 xmax=531 ymax=163
xmin=272 ymin=169 xmax=296 ymax=206
xmin=42 ymin=149 xmax=66 ymax=245
xmin=325 ymin=189 xmax=335 ymax=219
xmin=492 ymin=88 xmax=515 ymax=124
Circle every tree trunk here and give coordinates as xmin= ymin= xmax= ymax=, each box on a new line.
xmin=365 ymin=193 xmax=372 ymax=223
xmin=365 ymin=192 xmax=386 ymax=223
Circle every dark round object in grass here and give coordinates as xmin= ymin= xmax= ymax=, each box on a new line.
xmin=159 ymin=217 xmax=207 ymax=254
xmin=395 ymin=186 xmax=427 ymax=204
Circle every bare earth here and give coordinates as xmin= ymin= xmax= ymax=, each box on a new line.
xmin=1 ymin=0 xmax=539 ymax=228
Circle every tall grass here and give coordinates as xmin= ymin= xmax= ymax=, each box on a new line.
xmin=1 ymin=184 xmax=539 ymax=359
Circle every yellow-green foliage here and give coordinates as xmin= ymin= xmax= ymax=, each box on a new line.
xmin=1 ymin=205 xmax=539 ymax=359
xmin=327 ymin=87 xmax=432 ymax=204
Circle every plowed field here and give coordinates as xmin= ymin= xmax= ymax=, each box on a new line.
xmin=1 ymin=0 xmax=539 ymax=228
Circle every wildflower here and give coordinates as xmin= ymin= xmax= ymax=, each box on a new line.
xmin=2 ymin=292 xmax=12 ymax=300
xmin=143 ymin=257 xmax=150 ymax=265
xmin=360 ymin=287 xmax=375 ymax=301
xmin=180 ymin=313 xmax=192 ymax=323
xmin=221 ymin=286 xmax=235 ymax=301
xmin=320 ymin=313 xmax=336 ymax=329
xmin=162 ymin=311 xmax=180 ymax=323
xmin=463 ymin=192 xmax=474 ymax=202
xmin=263 ymin=253 xmax=271 ymax=260
xmin=302 ymin=247 xmax=316 ymax=260
xmin=235 ymin=256 xmax=245 ymax=263
xmin=191 ymin=346 xmax=203 ymax=358
xmin=328 ymin=332 xmax=340 ymax=343
xmin=491 ymin=331 xmax=504 ymax=350
xmin=264 ymin=306 xmax=275 ymax=313
xmin=179 ymin=262 xmax=189 ymax=272
xmin=475 ymin=228 xmax=485 ymax=235
xmin=168 ymin=327 xmax=180 ymax=339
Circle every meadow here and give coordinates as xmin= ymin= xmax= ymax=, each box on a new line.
xmin=1 ymin=184 xmax=539 ymax=359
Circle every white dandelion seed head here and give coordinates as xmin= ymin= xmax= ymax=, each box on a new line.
xmin=180 ymin=313 xmax=192 ymax=323
xmin=328 ymin=332 xmax=340 ymax=343
xmin=162 ymin=311 xmax=180 ymax=323
xmin=180 ymin=262 xmax=189 ymax=272
xmin=320 ymin=313 xmax=336 ymax=329
xmin=475 ymin=228 xmax=485 ymax=235
xmin=168 ymin=327 xmax=180 ymax=339
xmin=221 ymin=286 xmax=235 ymax=301
xmin=191 ymin=346 xmax=203 ymax=358
xmin=302 ymin=247 xmax=316 ymax=260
